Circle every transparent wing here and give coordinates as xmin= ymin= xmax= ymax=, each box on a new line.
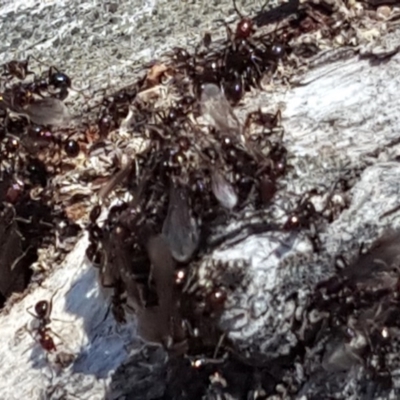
xmin=200 ymin=83 xmax=241 ymax=137
xmin=24 ymin=97 xmax=70 ymax=126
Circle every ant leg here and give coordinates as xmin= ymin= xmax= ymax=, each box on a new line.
xmin=46 ymin=326 xmax=65 ymax=344
xmin=215 ymin=18 xmax=235 ymax=42
xmin=213 ymin=332 xmax=226 ymax=359
xmin=20 ymin=325 xmax=38 ymax=356
xmin=7 ymin=245 xmax=32 ymax=276
xmin=380 ymin=204 xmax=400 ymax=220
xmin=26 ymin=307 xmax=39 ymax=320
xmin=243 ymin=110 xmax=257 ymax=139
xmin=24 ymin=55 xmax=33 ymax=76
xmin=188 ymin=353 xmax=228 ymax=368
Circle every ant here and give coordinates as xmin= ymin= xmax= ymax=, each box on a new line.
xmin=283 ymin=190 xmax=320 ymax=231
xmin=86 ymin=204 xmax=104 ymax=267
xmin=24 ymin=66 xmax=71 ymax=101
xmin=64 ymin=139 xmax=80 ymax=158
xmin=109 ymin=280 xmax=127 ymax=324
xmin=27 ymin=289 xmax=61 ymax=353
xmin=283 ymin=190 xmax=323 ymax=251
xmin=216 ymin=0 xmax=258 ymax=42
xmin=47 ymin=66 xmax=71 ymax=93
xmin=244 ymin=108 xmax=282 ymax=137
xmin=231 ymin=0 xmax=286 ymax=58
xmin=94 ymin=86 xmax=140 ymax=138
xmin=27 ymin=124 xmax=55 ymax=143
xmin=231 ymin=0 xmax=257 ymax=40
xmin=215 ymin=1 xmax=286 ymax=99
xmin=2 ymin=58 xmax=33 ymax=81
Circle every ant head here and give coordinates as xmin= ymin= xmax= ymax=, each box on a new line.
xmin=232 ymin=0 xmax=255 ymax=39
xmin=48 ymin=66 xmax=71 ymax=89
xmin=235 ymin=18 xmax=254 ymax=40
xmin=35 ymin=300 xmax=50 ymax=319
xmin=284 ymin=214 xmax=301 ymax=230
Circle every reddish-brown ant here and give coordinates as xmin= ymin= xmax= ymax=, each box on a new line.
xmin=216 ymin=0 xmax=256 ymax=42
xmin=206 ymin=1 xmax=286 ymax=103
xmin=27 ymin=289 xmax=61 ymax=353
xmin=231 ymin=0 xmax=256 ymax=40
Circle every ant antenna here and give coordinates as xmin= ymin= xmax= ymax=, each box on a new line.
xmin=232 ymin=0 xmax=244 ymax=19
xmin=260 ymin=0 xmax=270 ymax=13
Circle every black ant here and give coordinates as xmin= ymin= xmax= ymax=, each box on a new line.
xmin=2 ymin=136 xmax=20 ymax=158
xmin=169 ymin=47 xmax=196 ymax=78
xmin=26 ymin=158 xmax=49 ymax=187
xmin=215 ymin=1 xmax=287 ymax=100
xmin=244 ymin=108 xmax=282 ymax=137
xmin=283 ymin=189 xmax=337 ymax=252
xmin=110 ymin=280 xmax=127 ymax=324
xmin=86 ymin=204 xmax=104 ymax=267
xmin=283 ymin=190 xmax=319 ymax=231
xmin=24 ymin=66 xmax=71 ymax=101
xmin=48 ymin=66 xmax=71 ymax=92
xmin=64 ymin=139 xmax=80 ymax=158
xmin=27 ymin=289 xmax=61 ymax=353
xmin=97 ymin=110 xmax=116 ymax=138
xmin=259 ymin=174 xmax=277 ymax=204
xmin=27 ymin=124 xmax=55 ymax=143
xmin=94 ymin=86 xmax=139 ymax=138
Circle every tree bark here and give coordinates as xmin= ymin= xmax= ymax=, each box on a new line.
xmin=1 ymin=0 xmax=400 ymax=399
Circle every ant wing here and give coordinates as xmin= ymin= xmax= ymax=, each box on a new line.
xmin=0 ymin=91 xmax=13 ymax=110
xmin=24 ymin=97 xmax=70 ymax=126
xmin=200 ymin=83 xmax=241 ymax=137
xmin=344 ymin=231 xmax=400 ymax=287
xmin=100 ymin=229 xmax=124 ymax=288
xmin=136 ymin=235 xmax=185 ymax=348
xmin=98 ymin=161 xmax=134 ymax=200
xmin=146 ymin=235 xmax=176 ymax=307
xmin=162 ymin=183 xmax=200 ymax=263
xmin=0 ymin=208 xmax=27 ymax=298
xmin=211 ymin=170 xmax=238 ymax=210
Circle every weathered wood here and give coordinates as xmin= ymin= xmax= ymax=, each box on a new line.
xmin=1 ymin=0 xmax=400 ymax=399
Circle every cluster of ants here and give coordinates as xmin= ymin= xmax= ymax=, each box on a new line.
xmin=85 ymin=4 xmax=292 ymax=337
xmin=0 ymin=0 xmax=380 ymax=397
xmin=0 ymin=56 xmax=81 ymax=162
xmin=80 ymin=1 xmax=355 ymax=398
xmin=298 ymin=233 xmax=400 ymax=397
xmin=0 ymin=61 xmax=86 ymax=366
xmin=0 ymin=58 xmax=84 ymax=350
